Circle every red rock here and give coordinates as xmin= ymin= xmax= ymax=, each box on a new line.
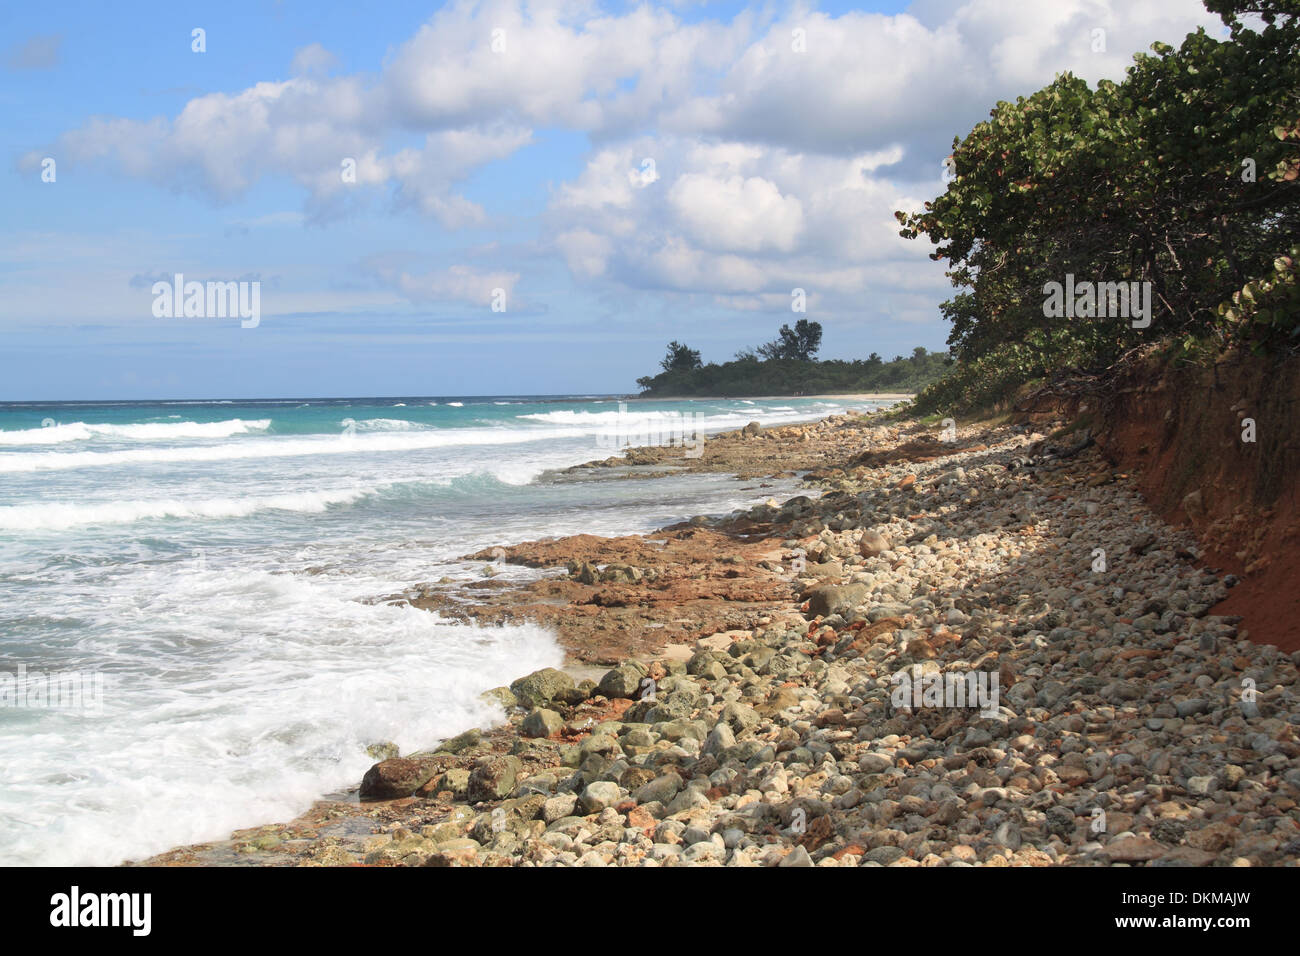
xmin=795 ymin=815 xmax=835 ymax=850
xmin=626 ymin=807 xmax=655 ymax=831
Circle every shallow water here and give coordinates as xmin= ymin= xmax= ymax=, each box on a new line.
xmin=0 ymin=394 xmax=875 ymax=865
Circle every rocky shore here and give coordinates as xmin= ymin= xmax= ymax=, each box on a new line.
xmin=139 ymin=410 xmax=1300 ymax=867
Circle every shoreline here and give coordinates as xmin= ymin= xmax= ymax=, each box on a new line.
xmin=616 ymin=392 xmax=915 ymax=402
xmin=136 ymin=409 xmax=1300 ymax=867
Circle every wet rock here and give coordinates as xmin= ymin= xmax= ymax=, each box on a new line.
xmin=468 ymin=756 xmax=522 ymax=802
xmin=420 ymin=768 xmax=471 ymax=800
xmin=360 ymin=757 xmax=439 ymax=800
xmin=436 ymin=727 xmax=482 ymax=754
xmin=365 ymin=742 xmax=400 ymax=762
xmin=479 ymin=687 xmax=517 ymax=711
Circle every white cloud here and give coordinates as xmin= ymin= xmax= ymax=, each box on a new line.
xmin=541 ymin=134 xmax=933 ymax=306
xmin=555 ymin=229 xmax=613 ymax=278
xmin=359 ymin=258 xmax=522 ymax=308
xmin=27 ymin=0 xmax=1224 ymax=313
xmin=397 ymin=265 xmax=520 ymax=305
xmin=667 ymin=173 xmax=804 ymax=253
xmin=290 ymin=43 xmax=339 ymax=78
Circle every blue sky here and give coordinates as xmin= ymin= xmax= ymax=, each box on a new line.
xmin=1 ymin=0 xmax=1224 ymax=399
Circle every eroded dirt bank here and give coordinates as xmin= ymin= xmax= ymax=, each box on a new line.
xmin=1018 ymin=347 xmax=1300 ymax=650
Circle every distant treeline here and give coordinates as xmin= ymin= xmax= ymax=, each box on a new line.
xmin=635 ymin=346 xmax=951 ymax=397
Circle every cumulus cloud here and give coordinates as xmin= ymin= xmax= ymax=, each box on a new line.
xmin=536 ymin=0 xmax=1222 ymax=311
xmin=662 ymin=0 xmax=1222 ymax=168
xmin=667 ymin=173 xmax=804 ymax=253
xmin=542 ymin=134 xmax=931 ymax=308
xmin=27 ymin=0 xmax=1224 ymax=312
xmin=27 ymin=0 xmax=744 ymax=221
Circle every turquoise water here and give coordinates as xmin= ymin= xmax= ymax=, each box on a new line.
xmin=0 ymin=394 xmax=877 ymax=865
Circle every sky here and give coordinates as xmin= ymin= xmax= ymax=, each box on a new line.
xmin=0 ymin=0 xmax=1228 ymax=400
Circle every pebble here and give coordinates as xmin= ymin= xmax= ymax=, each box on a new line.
xmin=328 ymin=418 xmax=1299 ymax=869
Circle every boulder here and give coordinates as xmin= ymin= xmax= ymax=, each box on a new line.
xmin=779 ymin=846 xmax=814 ymax=867
xmin=807 ymin=583 xmax=870 ymax=618
xmin=360 ymin=757 xmax=439 ymax=800
xmin=1103 ymin=837 xmax=1165 ymax=863
xmin=599 ymin=564 xmax=642 ymax=584
xmin=598 ymin=661 xmax=648 ymax=699
xmin=510 ymin=668 xmax=576 ymax=709
xmin=467 ymin=756 xmax=522 ymax=802
xmin=521 ymin=708 xmax=564 ymax=738
xmin=806 ymin=560 xmax=843 ymax=581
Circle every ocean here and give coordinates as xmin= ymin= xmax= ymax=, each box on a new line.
xmin=0 ymin=394 xmax=878 ymax=865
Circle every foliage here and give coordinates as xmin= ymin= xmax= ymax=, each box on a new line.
xmin=659 ymin=341 xmax=703 ymax=373
xmin=1217 ymin=246 xmax=1300 ymax=347
xmin=635 ymin=348 xmax=951 ymax=397
xmin=755 ymin=320 xmax=823 ymax=361
xmin=900 ymin=0 xmax=1300 ymax=413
